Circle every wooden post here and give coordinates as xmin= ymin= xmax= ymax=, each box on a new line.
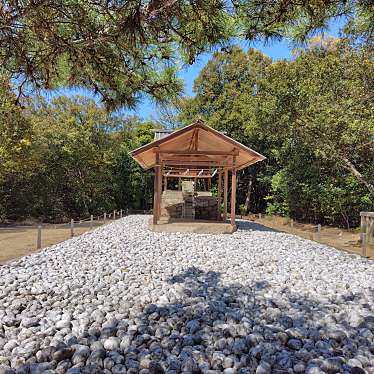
xmin=361 ymin=233 xmax=367 ymax=257
xmin=230 ymin=154 xmax=237 ymax=226
xmin=178 ymin=177 xmax=182 ymax=191
xmin=113 ymin=210 xmax=116 ymax=220
xmin=317 ymin=224 xmax=321 ymax=240
xmin=208 ymin=177 xmax=211 ymax=191
xmin=153 ymin=166 xmax=159 ymax=225
xmin=164 ymin=176 xmax=167 ymax=191
xmin=223 ymin=169 xmax=228 ymax=221
xmin=158 ymin=163 xmax=163 ymax=220
xmin=153 ymin=150 xmax=161 ymax=224
xmin=120 ymin=209 xmax=123 ymax=218
xmin=104 ymin=212 xmax=106 ymax=223
xmin=90 ymin=215 xmax=93 ymax=230
xmin=217 ymin=171 xmax=222 ymax=220
xmin=37 ymin=225 xmax=42 ymax=249
xmin=259 ymin=213 xmax=262 ymax=219
xmin=290 ymin=219 xmax=294 ymax=232
xmin=70 ymin=219 xmax=74 ymax=238
xmin=230 ymin=167 xmax=237 ymax=226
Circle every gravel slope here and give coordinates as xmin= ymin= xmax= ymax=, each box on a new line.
xmin=0 ymin=215 xmax=373 ymax=374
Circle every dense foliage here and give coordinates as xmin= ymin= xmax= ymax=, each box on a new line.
xmin=0 ymin=87 xmax=155 ymax=222
xmin=176 ymin=40 xmax=374 ymax=227
xmin=1 ymin=38 xmax=373 ymax=227
xmin=1 ymin=1 xmax=372 ymax=108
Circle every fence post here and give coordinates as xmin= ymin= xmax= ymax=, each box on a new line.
xmin=290 ymin=219 xmax=294 ymax=232
xmin=37 ymin=225 xmax=42 ymax=249
xmin=113 ymin=210 xmax=116 ymax=220
xmin=90 ymin=215 xmax=93 ymax=230
xmin=104 ymin=212 xmax=106 ymax=223
xmin=361 ymin=233 xmax=367 ymax=257
xmin=126 ymin=208 xmax=129 ymax=216
xmin=70 ymin=219 xmax=74 ymax=238
xmin=317 ymin=224 xmax=321 ymax=241
xmin=120 ymin=209 xmax=123 ymax=218
xmin=259 ymin=213 xmax=262 ymax=219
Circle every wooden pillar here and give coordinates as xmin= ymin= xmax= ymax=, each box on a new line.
xmin=208 ymin=177 xmax=211 ymax=191
xmin=153 ymin=149 xmax=161 ymax=225
xmin=178 ymin=177 xmax=182 ymax=191
xmin=158 ymin=163 xmax=163 ymax=220
xmin=230 ymin=156 xmax=237 ymax=226
xmin=223 ymin=169 xmax=228 ymax=221
xmin=217 ymin=171 xmax=222 ymax=220
xmin=153 ymin=166 xmax=159 ymax=224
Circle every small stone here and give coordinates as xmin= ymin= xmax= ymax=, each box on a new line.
xmin=186 ymin=320 xmax=200 ymax=334
xmin=348 ymin=359 xmax=363 ymax=368
xmin=103 ymin=337 xmax=120 ymax=350
xmin=53 ymin=347 xmax=74 ymax=362
xmin=0 ymin=366 xmax=15 ymax=374
xmin=256 ymin=361 xmax=271 ymax=374
xmin=350 ymin=368 xmax=366 ymax=374
xmin=293 ymin=362 xmax=306 ymax=373
xmin=112 ymin=364 xmax=127 ymax=374
xmin=287 ymin=338 xmax=302 ymax=350
xmin=56 ymin=320 xmax=71 ymax=329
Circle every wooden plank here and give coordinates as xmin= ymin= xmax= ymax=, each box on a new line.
xmin=217 ymin=171 xmax=222 ymax=220
xmin=230 ymin=155 xmax=237 ymax=226
xmin=223 ymin=169 xmax=228 ymax=221
xmin=159 ymin=149 xmax=238 ymax=156
xmin=161 ymin=160 xmax=229 ymax=167
xmin=162 ymin=174 xmax=214 ymax=179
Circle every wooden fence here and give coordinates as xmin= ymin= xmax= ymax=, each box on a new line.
xmin=35 ymin=209 xmax=131 ymax=249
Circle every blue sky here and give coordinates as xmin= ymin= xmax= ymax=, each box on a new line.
xmin=128 ymin=17 xmax=344 ymax=121
xmin=44 ymin=18 xmax=344 ymax=122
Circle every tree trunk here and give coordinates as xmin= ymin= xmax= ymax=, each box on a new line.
xmin=244 ymin=177 xmax=253 ymax=214
xmin=341 ymin=157 xmax=374 ymax=194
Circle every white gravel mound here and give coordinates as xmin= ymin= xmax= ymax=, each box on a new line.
xmin=0 ymin=215 xmax=373 ymax=374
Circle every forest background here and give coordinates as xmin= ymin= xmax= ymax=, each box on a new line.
xmin=1 ymin=1 xmax=373 ymax=228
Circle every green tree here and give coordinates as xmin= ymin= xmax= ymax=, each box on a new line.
xmin=177 ymin=41 xmax=374 ymax=226
xmin=1 ymin=1 xmax=372 ymax=107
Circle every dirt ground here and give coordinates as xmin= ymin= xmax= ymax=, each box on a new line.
xmin=248 ymin=214 xmax=374 ymax=259
xmin=0 ymin=221 xmax=107 ymax=264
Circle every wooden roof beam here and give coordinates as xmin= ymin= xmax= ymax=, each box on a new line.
xmin=159 ymin=149 xmax=239 ymax=156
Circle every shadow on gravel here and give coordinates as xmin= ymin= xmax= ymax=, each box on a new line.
xmin=133 ymin=267 xmax=373 ymax=373
xmin=236 ymin=220 xmax=279 ymax=233
xmin=4 ymin=268 xmax=374 ymax=373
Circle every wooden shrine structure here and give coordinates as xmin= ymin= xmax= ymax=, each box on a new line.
xmin=130 ymin=120 xmax=265 ymax=232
